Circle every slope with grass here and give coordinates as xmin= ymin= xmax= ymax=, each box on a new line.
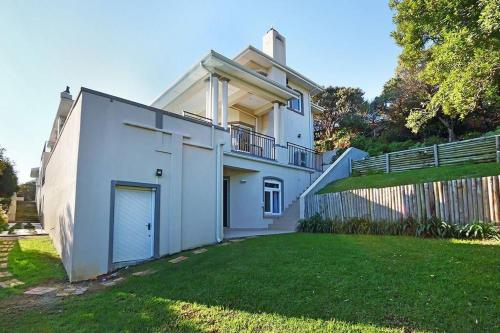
xmin=0 ymin=234 xmax=498 ymax=332
xmin=319 ymin=162 xmax=500 ymax=194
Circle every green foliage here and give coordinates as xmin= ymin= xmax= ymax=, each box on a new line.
xmin=0 ymin=147 xmax=18 ymax=197
xmin=17 ymin=181 xmax=36 ymax=201
xmin=298 ymin=214 xmax=499 ymax=240
xmin=0 ymin=214 xmax=8 ymax=232
xmin=0 ymin=197 xmax=11 ymax=211
xmin=457 ymin=221 xmax=500 ymax=240
xmin=313 ymin=86 xmax=370 ymax=151
xmin=415 ymin=217 xmax=457 ymax=238
xmin=389 ymin=0 xmax=500 ymax=123
xmin=296 ymin=213 xmax=332 ymax=233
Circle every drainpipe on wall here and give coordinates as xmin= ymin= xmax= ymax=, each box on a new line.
xmin=215 ymin=143 xmax=224 ymax=242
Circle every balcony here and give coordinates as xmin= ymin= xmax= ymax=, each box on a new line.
xmin=287 ymin=142 xmax=322 ymax=171
xmin=230 ymin=125 xmax=275 ymax=160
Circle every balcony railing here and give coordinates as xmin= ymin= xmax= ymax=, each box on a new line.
xmin=182 ymin=111 xmax=212 ymax=123
xmin=230 ymin=126 xmax=275 ymax=160
xmin=287 ymin=142 xmax=322 ymax=171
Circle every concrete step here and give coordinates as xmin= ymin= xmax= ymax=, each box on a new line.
xmin=268 ymin=199 xmax=300 ymax=231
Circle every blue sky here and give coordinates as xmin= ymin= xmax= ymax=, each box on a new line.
xmin=0 ymin=0 xmax=399 ymax=182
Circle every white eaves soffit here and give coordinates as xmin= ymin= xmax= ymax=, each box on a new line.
xmin=151 ymin=50 xmax=300 ymax=109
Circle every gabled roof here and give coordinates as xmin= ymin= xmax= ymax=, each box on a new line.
xmin=233 ymin=45 xmax=324 ymax=96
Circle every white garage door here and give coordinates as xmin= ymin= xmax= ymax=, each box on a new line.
xmin=113 ymin=186 xmax=155 ymax=263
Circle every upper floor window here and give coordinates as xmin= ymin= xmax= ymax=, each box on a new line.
xmin=287 ymin=87 xmax=303 ymax=115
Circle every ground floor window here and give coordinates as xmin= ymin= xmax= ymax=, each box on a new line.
xmin=264 ymin=179 xmax=282 ymax=215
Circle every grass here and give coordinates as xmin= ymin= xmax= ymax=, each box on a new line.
xmin=0 ymin=234 xmax=499 ymax=332
xmin=319 ymin=162 xmax=500 ymax=194
xmin=0 ymin=237 xmax=66 ymax=299
xmin=15 ymin=201 xmax=39 ymax=222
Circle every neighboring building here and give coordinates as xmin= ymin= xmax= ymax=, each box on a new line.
xmin=32 ymin=29 xmax=325 ymax=281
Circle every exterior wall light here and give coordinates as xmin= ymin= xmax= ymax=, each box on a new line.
xmin=156 ymin=169 xmax=163 ymax=177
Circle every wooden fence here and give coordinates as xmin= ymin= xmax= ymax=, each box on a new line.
xmin=352 ymin=135 xmax=500 ymax=175
xmin=304 ymin=176 xmax=500 ymax=225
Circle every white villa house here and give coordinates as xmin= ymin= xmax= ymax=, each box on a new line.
xmin=31 ymin=29 xmax=338 ymax=281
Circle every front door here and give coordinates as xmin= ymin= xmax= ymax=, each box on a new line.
xmin=113 ymin=186 xmax=154 ymax=263
xmin=223 ymin=178 xmax=229 ymax=227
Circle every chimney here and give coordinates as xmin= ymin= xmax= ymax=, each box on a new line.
xmin=263 ymin=28 xmax=286 ymax=65
xmin=60 ymin=86 xmax=72 ymax=100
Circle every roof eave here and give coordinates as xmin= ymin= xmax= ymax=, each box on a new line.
xmin=235 ymin=45 xmax=324 ymax=94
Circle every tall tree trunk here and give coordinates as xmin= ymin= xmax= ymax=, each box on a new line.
xmin=437 ymin=115 xmax=456 ymax=142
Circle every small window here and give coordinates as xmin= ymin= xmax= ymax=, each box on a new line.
xmin=264 ymin=179 xmax=282 ymax=215
xmin=287 ymin=88 xmax=303 ymax=114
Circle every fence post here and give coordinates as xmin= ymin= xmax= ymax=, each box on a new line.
xmin=385 ymin=153 xmax=390 ymax=173
xmin=496 ymin=135 xmax=499 ymax=163
xmin=433 ymin=144 xmax=439 ymax=167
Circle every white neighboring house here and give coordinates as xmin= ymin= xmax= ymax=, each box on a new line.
xmin=32 ymin=29 xmax=326 ymax=281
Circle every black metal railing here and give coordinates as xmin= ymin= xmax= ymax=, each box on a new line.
xmin=287 ymin=142 xmax=322 ymax=171
xmin=183 ymin=111 xmax=212 ymax=123
xmin=230 ymin=126 xmax=275 ymax=160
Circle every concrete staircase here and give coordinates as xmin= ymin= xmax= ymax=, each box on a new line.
xmin=268 ymin=199 xmax=300 ymax=231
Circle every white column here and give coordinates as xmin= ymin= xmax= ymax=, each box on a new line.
xmin=205 ymin=77 xmax=211 ymax=119
xmin=212 ymin=75 xmax=219 ymax=125
xmin=221 ymin=78 xmax=229 ymax=129
xmin=279 ymin=104 xmax=286 ymax=146
xmin=273 ymin=102 xmax=280 ymax=145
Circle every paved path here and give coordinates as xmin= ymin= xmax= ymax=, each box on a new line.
xmin=0 ymin=238 xmax=24 ymax=288
xmin=223 ymin=228 xmax=294 ymax=239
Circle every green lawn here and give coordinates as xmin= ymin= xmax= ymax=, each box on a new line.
xmin=319 ymin=162 xmax=500 ymax=194
xmin=0 ymin=237 xmax=66 ymax=299
xmin=0 ymin=234 xmax=498 ymax=332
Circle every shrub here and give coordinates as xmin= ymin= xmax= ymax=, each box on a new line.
xmin=415 ymin=217 xmax=457 ymax=238
xmin=298 ymin=214 xmax=499 ymax=240
xmin=457 ymin=222 xmax=499 ymax=240
xmin=297 ymin=214 xmax=332 ymax=233
xmin=0 ymin=197 xmax=11 ymax=211
xmin=0 ymin=213 xmax=8 ymax=232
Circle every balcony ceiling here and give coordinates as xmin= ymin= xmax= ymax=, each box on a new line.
xmin=151 ymin=50 xmax=299 ymax=111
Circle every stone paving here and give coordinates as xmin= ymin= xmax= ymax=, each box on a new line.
xmin=168 ymin=256 xmax=189 ymax=264
xmin=0 ymin=239 xmax=23 ymax=289
xmin=132 ymin=269 xmax=158 ymax=277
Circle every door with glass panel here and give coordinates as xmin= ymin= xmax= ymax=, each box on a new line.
xmin=264 ymin=179 xmax=282 ymax=215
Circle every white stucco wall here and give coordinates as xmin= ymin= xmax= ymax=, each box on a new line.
xmin=282 ymin=83 xmax=314 ymax=150
xmin=39 ymin=97 xmax=82 ymax=275
xmin=223 ymin=153 xmax=317 ymax=229
xmin=60 ymin=90 xmax=225 ymax=281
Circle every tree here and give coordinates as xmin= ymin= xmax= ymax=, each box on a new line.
xmin=0 ymin=147 xmax=18 ymax=197
xmin=18 ymin=181 xmax=36 ymax=201
xmin=313 ymin=86 xmax=369 ymax=150
xmin=390 ymin=0 xmax=500 ymax=138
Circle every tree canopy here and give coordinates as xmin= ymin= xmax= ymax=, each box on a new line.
xmin=0 ymin=147 xmax=18 ymax=197
xmin=389 ymin=0 xmax=500 ymax=135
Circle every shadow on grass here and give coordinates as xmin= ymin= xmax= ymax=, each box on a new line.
xmin=1 ymin=234 xmax=499 ymax=332
xmin=0 ymin=237 xmax=66 ymax=299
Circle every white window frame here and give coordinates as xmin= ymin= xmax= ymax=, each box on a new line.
xmin=287 ymin=87 xmax=303 ymax=115
xmin=264 ymin=179 xmax=282 ymax=215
